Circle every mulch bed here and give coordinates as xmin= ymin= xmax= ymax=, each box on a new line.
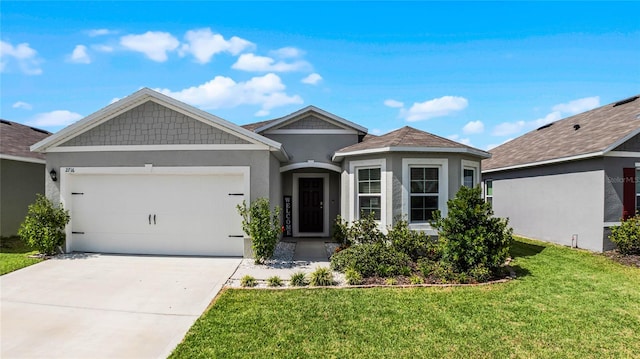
xmin=603 ymin=251 xmax=640 ymax=268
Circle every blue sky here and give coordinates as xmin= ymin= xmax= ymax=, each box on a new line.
xmin=1 ymin=1 xmax=639 ymax=150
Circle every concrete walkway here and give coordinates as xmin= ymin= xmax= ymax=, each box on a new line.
xmin=1 ymin=254 xmax=241 ymax=359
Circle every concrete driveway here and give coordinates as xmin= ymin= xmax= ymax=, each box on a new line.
xmin=1 ymin=254 xmax=241 ymax=359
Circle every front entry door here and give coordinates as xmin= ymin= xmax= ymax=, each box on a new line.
xmin=299 ymin=178 xmax=323 ymax=233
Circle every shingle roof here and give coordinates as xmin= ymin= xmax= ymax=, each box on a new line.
xmin=0 ymin=120 xmax=51 ymax=161
xmin=335 ymin=126 xmax=487 ymax=154
xmin=241 ymin=119 xmax=276 ymax=132
xmin=483 ymin=95 xmax=640 ymax=172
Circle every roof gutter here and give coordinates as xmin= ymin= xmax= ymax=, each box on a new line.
xmin=482 ymin=151 xmax=604 ymax=173
xmin=333 ymin=146 xmax=491 ymax=162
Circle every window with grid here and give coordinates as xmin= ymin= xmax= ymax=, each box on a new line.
xmin=410 ymin=167 xmax=439 ymax=222
xmin=357 ymin=167 xmax=381 ymax=220
xmin=485 ymin=180 xmax=493 ymax=206
xmin=463 ymin=168 xmax=475 ymax=188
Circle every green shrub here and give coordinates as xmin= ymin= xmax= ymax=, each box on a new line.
xmin=290 ymin=271 xmax=308 ymax=286
xmin=331 ymin=243 xmax=411 ymax=277
xmin=469 ymin=265 xmax=491 ymax=283
xmin=384 ymin=278 xmax=397 ymax=285
xmin=237 ymin=198 xmax=281 ymax=264
xmin=388 ymin=218 xmax=439 ymax=261
xmin=432 ymin=186 xmax=513 ymax=277
xmin=309 ymin=267 xmax=334 ymax=286
xmin=345 ymin=267 xmax=363 ymax=285
xmin=609 ymin=215 xmax=640 ymax=255
xmin=240 ymin=275 xmax=257 ymax=287
xmin=267 ymin=276 xmax=283 ymax=287
xmin=417 ymin=258 xmax=437 ymax=277
xmin=350 ymin=212 xmax=384 ymax=245
xmin=409 ymin=275 xmax=424 ymax=285
xmin=332 ymin=215 xmax=351 ymax=247
xmin=18 ymin=194 xmax=70 ymax=256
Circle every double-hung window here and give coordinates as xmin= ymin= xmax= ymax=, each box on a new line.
xmin=461 ymin=160 xmax=480 ymax=188
xmin=485 ymin=180 xmax=493 ymax=205
xmin=410 ymin=167 xmax=439 ymax=222
xmin=358 ymin=167 xmax=381 ymax=220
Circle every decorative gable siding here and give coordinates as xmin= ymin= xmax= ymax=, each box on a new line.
xmin=614 ymin=132 xmax=640 ymax=152
xmin=60 ymin=101 xmax=249 ymax=146
xmin=279 ymin=115 xmax=343 ymax=130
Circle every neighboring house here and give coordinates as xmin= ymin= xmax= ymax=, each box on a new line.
xmin=0 ymin=120 xmax=52 ymax=237
xmin=482 ymin=95 xmax=640 ymax=252
xmin=31 ymin=88 xmax=490 ymax=257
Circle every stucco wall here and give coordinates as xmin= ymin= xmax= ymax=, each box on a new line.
xmin=61 ymin=101 xmax=249 ymax=146
xmin=484 ymin=158 xmax=606 ymax=251
xmin=0 ymin=159 xmax=46 ymax=236
xmin=264 ymin=133 xmax=358 ymax=164
xmin=45 ymin=150 xmax=272 ymax=206
xmin=603 ymin=156 xmax=640 ymax=250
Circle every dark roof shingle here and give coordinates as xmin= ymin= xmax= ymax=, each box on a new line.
xmin=336 ymin=126 xmax=485 ymax=154
xmin=0 ymin=120 xmax=51 ymax=161
xmin=483 ymin=95 xmax=640 ymax=171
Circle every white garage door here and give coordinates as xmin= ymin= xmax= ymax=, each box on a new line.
xmin=66 ymin=171 xmax=246 ymax=256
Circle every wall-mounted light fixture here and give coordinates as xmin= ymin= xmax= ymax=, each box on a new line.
xmin=49 ymin=169 xmax=57 ymax=182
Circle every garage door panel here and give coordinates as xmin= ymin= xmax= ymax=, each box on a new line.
xmin=67 ymin=171 xmax=246 ymax=256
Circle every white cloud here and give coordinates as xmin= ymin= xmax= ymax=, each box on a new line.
xmin=492 ymin=121 xmax=526 ymax=137
xmin=462 ymin=120 xmax=484 ymax=135
xmin=384 ymin=99 xmax=404 ymax=108
xmin=12 ymin=101 xmax=32 ymax=110
xmin=270 ymin=47 xmax=304 ymax=59
xmin=448 ymin=134 xmax=472 ymax=146
xmin=155 ymin=73 xmax=303 ymax=116
xmin=88 ymin=29 xmax=116 ymax=37
xmin=491 ymin=96 xmax=600 ymax=137
xmin=120 ymin=31 xmax=179 ymax=62
xmin=109 ymin=97 xmax=121 ymax=104
xmin=92 ymin=44 xmax=114 ymax=53
xmin=301 ymin=73 xmax=322 ymax=85
xmin=27 ymin=110 xmax=83 ymax=127
xmin=69 ymin=45 xmax=91 ymax=64
xmin=401 ymin=96 xmax=468 ymax=122
xmin=551 ymin=96 xmax=600 ymax=114
xmin=179 ymin=28 xmax=254 ymax=64
xmin=0 ymin=40 xmax=42 ymax=75
xmin=232 ymin=53 xmax=311 ymax=72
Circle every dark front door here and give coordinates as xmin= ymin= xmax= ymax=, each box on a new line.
xmin=299 ymin=178 xmax=323 ymax=233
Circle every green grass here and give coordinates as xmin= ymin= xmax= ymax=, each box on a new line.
xmin=171 ymin=237 xmax=640 ymax=358
xmin=0 ymin=236 xmax=42 ymax=275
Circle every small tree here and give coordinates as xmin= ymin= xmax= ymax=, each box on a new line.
xmin=432 ymin=186 xmax=512 ymax=276
xmin=237 ymin=198 xmax=281 ymax=264
xmin=18 ymin=194 xmax=70 ymax=256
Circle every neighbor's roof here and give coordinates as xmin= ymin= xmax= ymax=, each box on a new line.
xmin=333 ymin=126 xmax=491 ymax=161
xmin=483 ymin=95 xmax=640 ymax=173
xmin=0 ymin=119 xmax=51 ymax=163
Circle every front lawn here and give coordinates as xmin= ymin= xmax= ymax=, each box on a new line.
xmin=171 ymin=237 xmax=640 ymax=358
xmin=0 ymin=236 xmax=42 ymax=275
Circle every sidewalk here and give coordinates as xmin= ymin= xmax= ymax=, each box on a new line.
xmin=227 ymin=240 xmax=345 ymax=287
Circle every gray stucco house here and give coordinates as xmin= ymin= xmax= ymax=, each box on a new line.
xmin=482 ymin=95 xmax=640 ymax=252
xmin=1 ymin=120 xmax=51 ymax=237
xmin=31 ymin=88 xmax=489 ymax=257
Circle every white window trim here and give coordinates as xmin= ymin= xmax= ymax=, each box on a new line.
xmin=484 ymin=179 xmax=493 ymax=203
xmin=292 ymin=173 xmax=330 ymax=237
xmin=402 ymin=158 xmax=449 ymax=230
xmin=461 ymin=159 xmax=480 ymax=187
xmin=348 ymin=159 xmax=389 ymax=231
